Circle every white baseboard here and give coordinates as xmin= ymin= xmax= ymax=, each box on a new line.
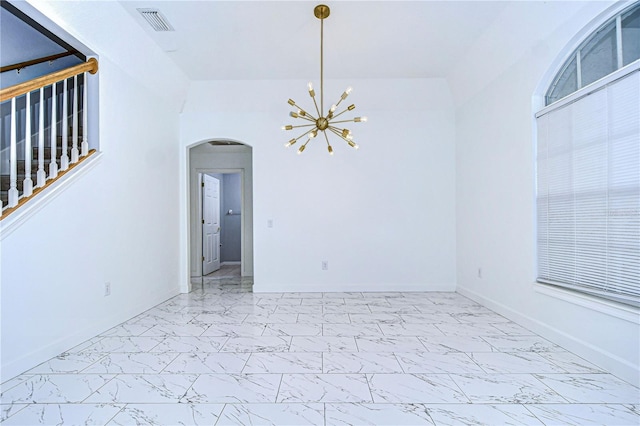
xmin=457 ymin=285 xmax=640 ymax=387
xmin=221 ymin=261 xmax=241 ymax=265
xmin=1 ymin=286 xmax=179 ymax=382
xmin=253 ymin=282 xmax=456 ymax=293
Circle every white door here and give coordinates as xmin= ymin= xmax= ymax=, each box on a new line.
xmin=202 ymin=174 xmax=221 ymax=275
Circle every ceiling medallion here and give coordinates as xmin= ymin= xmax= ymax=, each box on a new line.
xmin=282 ymin=4 xmax=367 ymax=155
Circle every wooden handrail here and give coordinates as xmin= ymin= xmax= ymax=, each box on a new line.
xmin=0 ymin=51 xmax=75 ymax=73
xmin=0 ymin=58 xmax=98 ymax=102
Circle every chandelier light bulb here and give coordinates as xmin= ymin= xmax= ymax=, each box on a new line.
xmin=328 ymin=145 xmax=334 ymax=155
xmin=297 ymin=145 xmax=306 ymax=154
xmin=308 ymin=82 xmax=313 ymax=91
xmin=290 ymin=112 xmax=299 ymax=118
xmin=285 ymin=138 xmax=296 ymax=147
xmin=330 ymin=104 xmax=337 ymax=112
xmin=282 ymin=125 xmax=293 ymax=130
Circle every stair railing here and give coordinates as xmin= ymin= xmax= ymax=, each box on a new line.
xmin=0 ymin=58 xmax=98 ymax=216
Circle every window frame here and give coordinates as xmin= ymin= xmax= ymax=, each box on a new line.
xmin=545 ymin=2 xmax=640 ymax=106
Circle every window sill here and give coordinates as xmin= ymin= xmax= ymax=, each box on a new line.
xmin=534 ymin=282 xmax=639 ymax=324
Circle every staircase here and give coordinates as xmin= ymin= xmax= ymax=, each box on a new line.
xmin=0 ymin=127 xmax=83 ymax=206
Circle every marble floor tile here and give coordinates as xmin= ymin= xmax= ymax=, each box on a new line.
xmin=395 ymin=352 xmax=485 ymax=374
xmin=274 ymin=304 xmax=323 ymax=314
xmin=0 ymin=374 xmax=114 ymax=404
xmin=323 ymin=352 xmax=404 ymax=374
xmin=379 ymin=323 xmax=444 ymax=337
xmin=3 ymin=281 xmax=638 ymax=425
xmin=418 ymin=335 xmax=496 ymax=353
xmin=533 ymin=374 xmax=640 ymax=403
xmin=183 ymin=374 xmax=282 ymax=403
xmin=538 ymin=351 xmax=605 ymax=373
xmin=84 ymin=374 xmax=197 ymax=404
xmin=325 ymin=403 xmax=434 ymax=425
xmin=26 ymin=352 xmax=106 ymax=374
xmin=482 ymin=335 xmax=565 ymax=352
xmin=193 ymin=313 xmax=248 ymax=323
xmin=1 ymin=404 xmax=27 ymax=422
xmin=220 ymin=336 xmax=291 ymax=352
xmin=162 ymin=352 xmax=250 ymax=373
xmin=290 ymin=336 xmax=358 ymax=352
xmin=1 ymin=403 xmax=124 ymax=425
xmin=323 ymin=304 xmax=373 ymax=314
xmin=277 ymin=373 xmax=372 ymax=403
xmin=401 ymin=313 xmax=460 ymax=324
xmin=141 ymin=323 xmax=210 ymax=337
xmin=449 ymin=373 xmax=567 ymax=404
xmin=368 ymin=373 xmax=469 ymax=404
xmin=323 ymin=323 xmax=384 ymax=337
xmin=107 ymin=403 xmax=224 ymax=425
xmin=349 ymin=313 xmax=404 ymax=324
xmin=434 ymin=322 xmax=507 ymax=336
xmin=79 ymin=336 xmax=165 ymax=353
xmin=297 ymin=313 xmax=351 ymax=324
xmin=425 ymin=403 xmax=544 ymax=425
xmin=217 ymin=403 xmax=324 ymax=425
xmin=355 ymin=336 xmax=427 ymax=352
xmin=263 ymin=323 xmax=323 ymax=336
xmin=243 ymin=313 xmax=299 ymax=324
xmin=81 ymin=353 xmax=178 ymax=374
xmin=490 ymin=321 xmax=537 ymax=335
xmin=525 ymin=403 xmax=640 ymax=425
xmin=469 ymin=352 xmax=569 ymax=374
xmin=201 ymin=323 xmax=266 ymax=337
xmin=150 ymin=336 xmax=228 ymax=353
xmin=243 ymin=352 xmax=322 ymax=373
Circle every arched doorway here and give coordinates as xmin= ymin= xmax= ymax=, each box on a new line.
xmin=188 ymin=140 xmax=253 ymax=283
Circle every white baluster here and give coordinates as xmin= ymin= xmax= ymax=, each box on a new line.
xmin=8 ymin=98 xmax=19 ymax=207
xmin=71 ymin=75 xmax=79 ymax=163
xmin=36 ymin=87 xmax=46 ymax=187
xmin=49 ymin=83 xmax=58 ymax=178
xmin=60 ymin=78 xmax=69 ymax=171
xmin=23 ymin=91 xmax=34 ymax=197
xmin=81 ymin=73 xmax=88 ymax=157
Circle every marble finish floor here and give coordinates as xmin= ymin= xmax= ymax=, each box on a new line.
xmin=1 ymin=277 xmax=638 ymax=425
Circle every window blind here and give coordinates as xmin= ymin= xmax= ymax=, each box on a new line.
xmin=536 ymin=69 xmax=640 ymax=307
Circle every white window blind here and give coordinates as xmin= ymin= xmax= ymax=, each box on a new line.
xmin=536 ymin=69 xmax=640 ymax=307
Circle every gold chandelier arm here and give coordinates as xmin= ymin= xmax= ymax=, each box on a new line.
xmin=286 ymin=123 xmax=318 ymax=129
xmin=328 ymin=118 xmax=359 ymax=125
xmin=329 ymin=104 xmax=355 ymax=121
xmin=294 ymin=113 xmax=318 ymax=123
xmin=327 ymin=126 xmax=351 ymax=142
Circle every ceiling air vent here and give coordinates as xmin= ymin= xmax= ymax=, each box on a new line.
xmin=137 ymin=8 xmax=174 ymax=32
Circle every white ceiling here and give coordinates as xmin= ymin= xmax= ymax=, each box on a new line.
xmin=119 ymin=1 xmax=510 ymax=81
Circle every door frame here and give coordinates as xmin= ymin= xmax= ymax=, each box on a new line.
xmin=194 ymin=168 xmax=246 ymax=278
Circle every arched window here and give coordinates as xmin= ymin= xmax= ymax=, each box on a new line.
xmin=546 ymin=2 xmax=639 ymax=105
xmin=536 ymin=2 xmax=639 ymax=307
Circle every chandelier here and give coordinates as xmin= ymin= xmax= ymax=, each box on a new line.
xmin=282 ymin=4 xmax=367 ymax=155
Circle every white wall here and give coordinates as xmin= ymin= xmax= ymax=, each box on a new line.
xmin=0 ymin=0 xmax=189 ymax=381
xmin=180 ymin=78 xmax=457 ymax=293
xmin=451 ymin=1 xmax=639 ymax=386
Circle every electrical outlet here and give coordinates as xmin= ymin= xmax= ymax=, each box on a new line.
xmin=104 ymin=282 xmax=111 ymax=296
xmin=477 ymin=268 xmax=483 ymax=279
xmin=322 ymin=260 xmax=329 ymax=270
